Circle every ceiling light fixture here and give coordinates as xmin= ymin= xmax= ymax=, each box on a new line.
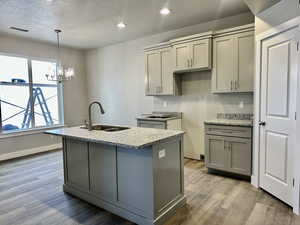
xmin=160 ymin=8 xmax=171 ymax=15
xmin=45 ymin=29 xmax=75 ymax=82
xmin=117 ymin=22 xmax=126 ymax=29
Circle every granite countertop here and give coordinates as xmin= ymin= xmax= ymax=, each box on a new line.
xmin=204 ymin=119 xmax=253 ymax=127
xmin=45 ymin=125 xmax=184 ymax=149
xmin=136 ymin=116 xmax=179 ymax=122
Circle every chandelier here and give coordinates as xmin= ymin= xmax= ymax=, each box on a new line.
xmin=46 ymin=29 xmax=74 ymax=82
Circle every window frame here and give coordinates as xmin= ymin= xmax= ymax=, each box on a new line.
xmin=0 ymin=52 xmax=65 ymax=136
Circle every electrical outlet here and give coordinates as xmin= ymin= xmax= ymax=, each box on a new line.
xmin=163 ymin=101 xmax=168 ymax=107
xmin=158 ymin=149 xmax=166 ymax=159
xmin=239 ymin=101 xmax=244 ymax=109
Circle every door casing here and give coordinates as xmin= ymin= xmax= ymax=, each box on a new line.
xmin=253 ymin=16 xmax=300 ymax=214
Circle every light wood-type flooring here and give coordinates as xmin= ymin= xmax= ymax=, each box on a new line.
xmin=0 ymin=150 xmax=299 ymax=225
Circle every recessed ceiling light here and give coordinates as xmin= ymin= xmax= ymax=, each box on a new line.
xmin=117 ymin=22 xmax=126 ymax=29
xmin=160 ymin=8 xmax=171 ymax=15
xmin=46 ymin=0 xmax=53 ymax=2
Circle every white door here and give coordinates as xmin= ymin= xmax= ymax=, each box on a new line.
xmin=259 ymin=28 xmax=299 ymax=206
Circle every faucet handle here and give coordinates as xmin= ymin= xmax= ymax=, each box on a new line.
xmin=84 ymin=120 xmax=89 ymax=128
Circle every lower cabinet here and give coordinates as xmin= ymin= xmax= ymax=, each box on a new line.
xmin=89 ymin=143 xmax=117 ymax=203
xmin=65 ymin=139 xmax=89 ymax=190
xmin=205 ymin=125 xmax=252 ymax=176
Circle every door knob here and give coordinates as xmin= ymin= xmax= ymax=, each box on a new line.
xmin=259 ymin=121 xmax=266 ymax=126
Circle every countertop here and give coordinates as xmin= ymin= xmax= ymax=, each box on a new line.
xmin=45 ymin=125 xmax=184 ymax=149
xmin=204 ymin=119 xmax=253 ymax=127
xmin=136 ymin=116 xmax=180 ymax=122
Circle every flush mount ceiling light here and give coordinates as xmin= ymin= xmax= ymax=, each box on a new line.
xmin=160 ymin=8 xmax=171 ymax=15
xmin=45 ymin=29 xmax=75 ymax=83
xmin=117 ymin=22 xmax=126 ymax=29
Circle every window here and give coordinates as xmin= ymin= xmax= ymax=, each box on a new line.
xmin=0 ymin=54 xmax=63 ymax=133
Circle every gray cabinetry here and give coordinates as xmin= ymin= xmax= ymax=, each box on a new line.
xmin=62 ymin=136 xmax=185 ymax=225
xmin=205 ymin=135 xmax=228 ymax=170
xmin=171 ymin=32 xmax=212 ymax=73
xmin=205 ymin=124 xmax=252 ymax=176
xmin=212 ymin=24 xmax=254 ymax=93
xmin=65 ymin=139 xmax=89 ymax=190
xmin=145 ymin=43 xmax=180 ymax=96
xmin=137 ymin=120 xmax=166 ymax=129
xmin=89 ymin=143 xmax=117 ymax=203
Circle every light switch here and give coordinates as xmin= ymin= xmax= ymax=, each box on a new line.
xmin=163 ymin=101 xmax=168 ymax=107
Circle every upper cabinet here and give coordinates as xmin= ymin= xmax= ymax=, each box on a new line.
xmin=171 ymin=32 xmax=213 ymax=73
xmin=145 ymin=43 xmax=180 ymax=96
xmin=211 ymin=24 xmax=255 ymax=93
xmin=144 ymin=24 xmax=254 ymax=96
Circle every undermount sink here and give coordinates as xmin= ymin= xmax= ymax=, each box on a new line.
xmin=81 ymin=125 xmax=130 ymax=132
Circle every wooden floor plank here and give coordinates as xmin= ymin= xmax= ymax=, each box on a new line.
xmin=0 ymin=151 xmax=299 ymax=225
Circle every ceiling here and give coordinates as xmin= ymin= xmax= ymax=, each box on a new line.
xmin=0 ymin=0 xmax=250 ymax=49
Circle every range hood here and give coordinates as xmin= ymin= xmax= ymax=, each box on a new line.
xmin=244 ymin=0 xmax=282 ymax=15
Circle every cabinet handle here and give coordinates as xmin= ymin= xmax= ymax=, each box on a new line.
xmin=190 ymin=58 xmax=193 ymax=67
xmin=156 ymin=86 xmax=161 ymax=93
xmin=235 ymin=80 xmax=238 ymax=90
xmin=230 ymin=81 xmax=233 ymax=90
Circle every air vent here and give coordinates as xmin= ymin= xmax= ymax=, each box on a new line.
xmin=9 ymin=27 xmax=29 ymax=32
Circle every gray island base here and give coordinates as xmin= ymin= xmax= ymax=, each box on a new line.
xmin=46 ymin=126 xmax=186 ymax=225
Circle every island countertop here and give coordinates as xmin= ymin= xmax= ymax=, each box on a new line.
xmin=45 ymin=125 xmax=184 ymax=149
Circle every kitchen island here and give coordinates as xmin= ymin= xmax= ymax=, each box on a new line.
xmin=45 ymin=125 xmax=185 ymax=225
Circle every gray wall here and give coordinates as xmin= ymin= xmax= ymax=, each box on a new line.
xmin=255 ymin=0 xmax=299 ymax=35
xmin=0 ymin=34 xmax=88 ymax=155
xmin=85 ymin=12 xmax=254 ymax=158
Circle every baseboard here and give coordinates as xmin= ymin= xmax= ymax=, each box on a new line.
xmin=0 ymin=143 xmax=62 ymax=161
xmin=184 ymin=152 xmax=201 ymax=160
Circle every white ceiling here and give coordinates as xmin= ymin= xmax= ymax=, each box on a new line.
xmin=0 ymin=0 xmax=250 ymax=49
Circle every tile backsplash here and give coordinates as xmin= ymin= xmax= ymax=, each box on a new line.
xmin=216 ymin=113 xmax=253 ymax=120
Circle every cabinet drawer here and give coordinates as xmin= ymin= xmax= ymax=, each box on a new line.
xmin=137 ymin=120 xmax=166 ymax=129
xmin=205 ymin=125 xmax=251 ymax=138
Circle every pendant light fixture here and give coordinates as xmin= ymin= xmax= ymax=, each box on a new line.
xmin=46 ymin=29 xmax=74 ymax=82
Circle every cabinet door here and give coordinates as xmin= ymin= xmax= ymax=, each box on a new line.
xmin=145 ymin=50 xmax=162 ymax=95
xmin=161 ymin=47 xmax=174 ymax=95
xmin=227 ymin=137 xmax=252 ymax=176
xmin=89 ymin=143 xmax=117 ymax=203
xmin=65 ymin=139 xmax=89 ymax=190
xmin=190 ymin=39 xmax=211 ymax=70
xmin=234 ymin=31 xmax=254 ymax=92
xmin=205 ymin=135 xmax=228 ymax=170
xmin=212 ymin=36 xmax=235 ymax=93
xmin=173 ymin=43 xmax=190 ymax=71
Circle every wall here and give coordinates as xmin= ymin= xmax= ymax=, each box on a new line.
xmin=255 ymin=0 xmax=299 ymax=35
xmin=0 ymin=34 xmax=88 ymax=157
xmin=85 ymin=12 xmax=254 ymax=159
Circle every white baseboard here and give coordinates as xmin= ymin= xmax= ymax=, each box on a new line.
xmin=0 ymin=143 xmax=62 ymax=161
xmin=184 ymin=152 xmax=201 ymax=160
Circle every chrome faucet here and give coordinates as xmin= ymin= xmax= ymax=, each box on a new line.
xmin=88 ymin=101 xmax=105 ymax=131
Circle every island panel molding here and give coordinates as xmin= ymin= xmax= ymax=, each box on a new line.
xmin=46 ymin=127 xmax=186 ymax=225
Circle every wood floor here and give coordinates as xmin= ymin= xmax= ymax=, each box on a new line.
xmin=0 ymin=150 xmax=299 ymax=225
